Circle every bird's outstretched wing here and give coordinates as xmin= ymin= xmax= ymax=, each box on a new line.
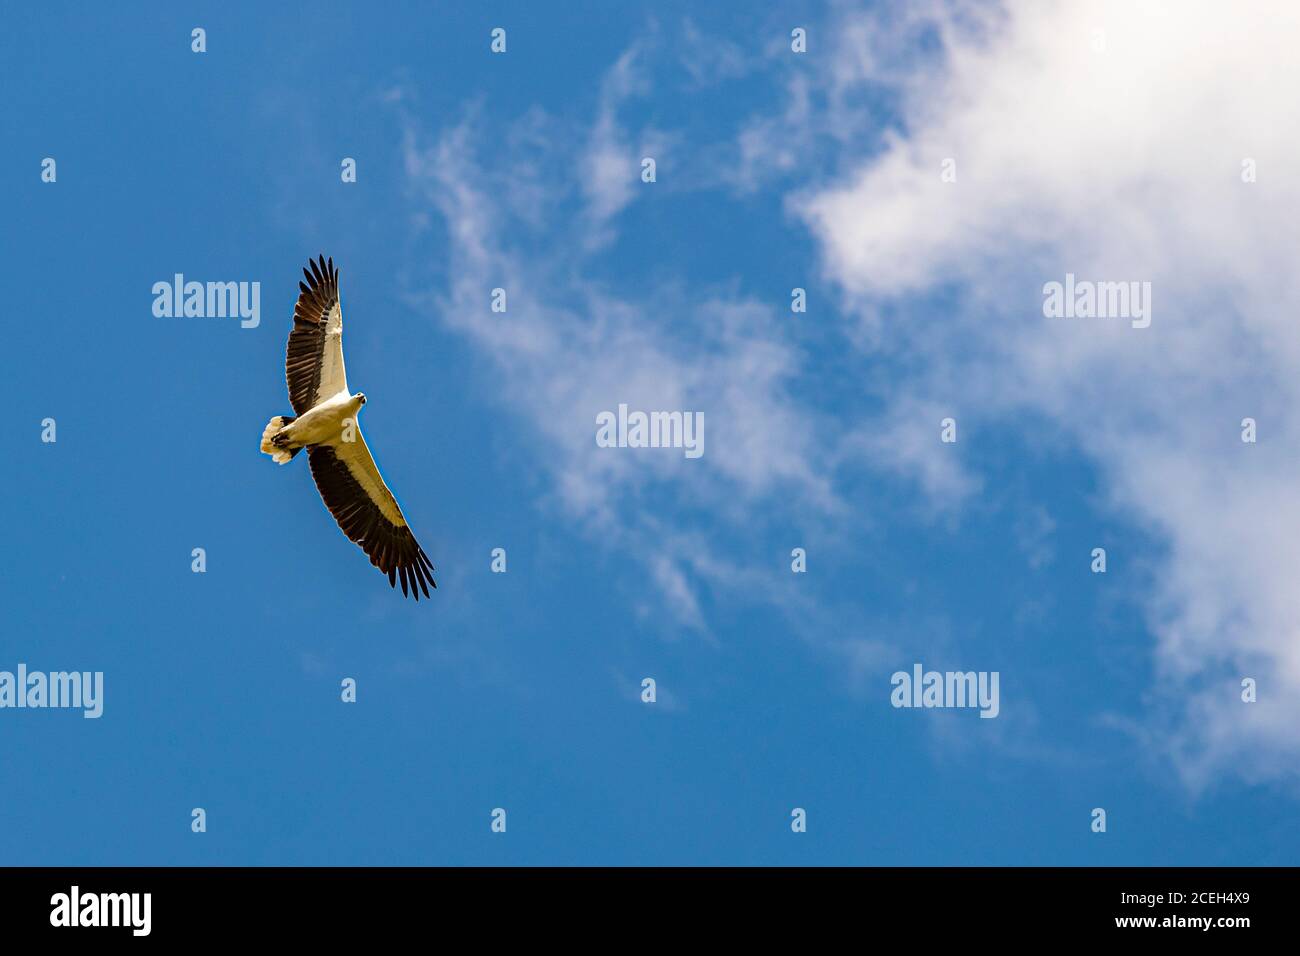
xmin=286 ymin=254 xmax=348 ymax=415
xmin=306 ymin=431 xmax=437 ymax=599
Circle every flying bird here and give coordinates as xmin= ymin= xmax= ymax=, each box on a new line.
xmin=259 ymin=255 xmax=436 ymax=599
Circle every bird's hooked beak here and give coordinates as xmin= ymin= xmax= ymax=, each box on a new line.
xmin=356 ymin=393 xmax=367 ymax=406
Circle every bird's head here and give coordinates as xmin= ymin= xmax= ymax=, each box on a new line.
xmin=354 ymin=392 xmax=367 ymax=407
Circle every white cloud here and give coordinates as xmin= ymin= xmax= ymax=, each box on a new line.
xmin=797 ymin=0 xmax=1300 ymax=787
xmin=678 ymin=18 xmax=750 ymax=88
xmin=580 ymin=46 xmax=648 ymax=238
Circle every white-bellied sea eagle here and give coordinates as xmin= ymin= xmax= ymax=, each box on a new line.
xmin=259 ymin=255 xmax=436 ymax=599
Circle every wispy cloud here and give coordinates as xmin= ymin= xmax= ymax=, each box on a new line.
xmin=396 ymin=66 xmax=837 ymax=634
xmin=580 ymin=44 xmax=656 ymax=244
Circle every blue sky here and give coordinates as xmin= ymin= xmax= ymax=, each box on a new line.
xmin=3 ymin=1 xmax=1298 ymax=865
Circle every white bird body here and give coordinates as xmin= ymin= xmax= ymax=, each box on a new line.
xmin=280 ymin=391 xmax=360 ymax=447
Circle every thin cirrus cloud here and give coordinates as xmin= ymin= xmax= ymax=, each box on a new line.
xmin=795 ymin=0 xmax=1300 ymax=787
xmin=397 ymin=59 xmax=836 ymax=634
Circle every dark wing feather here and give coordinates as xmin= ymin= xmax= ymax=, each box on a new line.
xmin=306 ymin=443 xmax=437 ymax=600
xmin=285 ymin=254 xmax=346 ymax=415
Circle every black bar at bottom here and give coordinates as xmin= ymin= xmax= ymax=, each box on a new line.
xmin=0 ymin=867 xmax=1282 ymax=940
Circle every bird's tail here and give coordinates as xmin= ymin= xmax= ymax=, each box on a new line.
xmin=260 ymin=415 xmax=301 ymax=464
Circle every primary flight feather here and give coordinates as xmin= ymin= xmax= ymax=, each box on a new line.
xmin=258 ymin=255 xmax=436 ymax=599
